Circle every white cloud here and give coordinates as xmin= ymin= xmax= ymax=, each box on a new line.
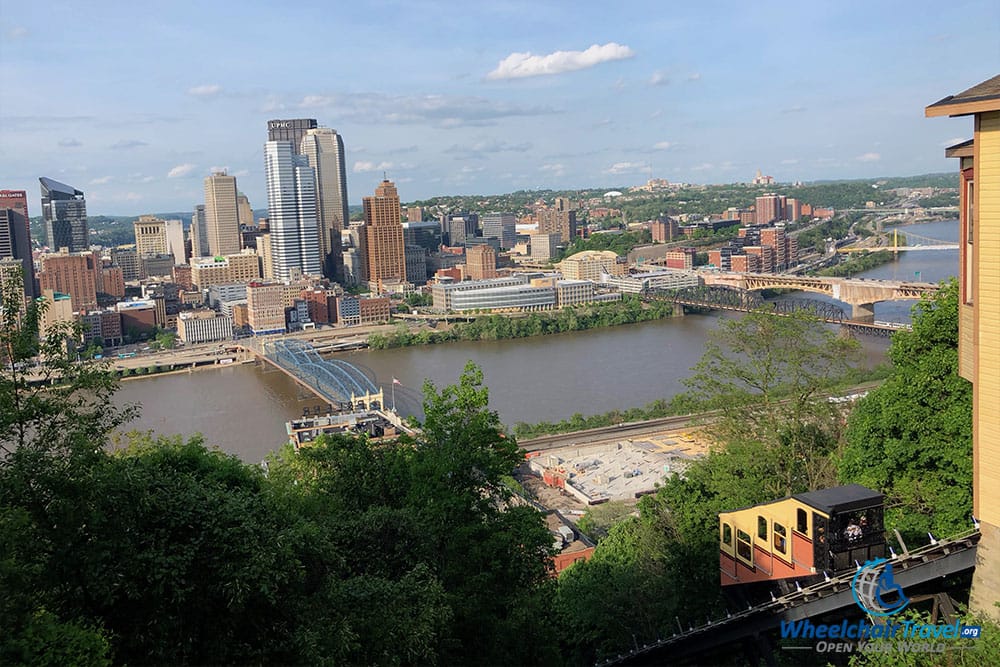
xmin=691 ymin=162 xmax=714 ymax=171
xmin=856 ymin=152 xmax=881 ymax=163
xmin=687 ymin=72 xmax=702 ymax=82
xmin=605 ymin=161 xmax=647 ymax=175
xmin=299 ymin=95 xmax=336 ymax=109
xmin=58 ymin=138 xmax=82 ymax=148
xmin=7 ymin=26 xmax=28 ymax=39
xmin=353 ymin=160 xmax=394 ymax=173
xmin=780 ymin=158 xmax=799 ymax=165
xmin=649 ymin=71 xmax=669 ymax=86
xmin=188 ymin=84 xmax=221 ymax=97
xmin=539 ymin=163 xmax=565 ymax=176
xmin=444 ymin=139 xmax=532 ymax=157
xmin=486 ymin=42 xmax=635 ymax=80
xmin=653 ymin=141 xmax=672 ymax=151
xmin=649 ymin=109 xmax=663 ymax=119
xmin=209 ymin=165 xmax=230 ymax=174
xmin=110 ymin=139 xmax=148 ymax=150
xmin=781 ymin=105 xmax=807 ymax=114
xmin=460 ymin=165 xmax=484 ymax=173
xmin=167 ymin=163 xmax=197 ymax=178
xmin=89 ymin=176 xmax=112 ymax=185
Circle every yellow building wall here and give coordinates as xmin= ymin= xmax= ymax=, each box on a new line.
xmin=975 ymin=111 xmax=1000 ymax=525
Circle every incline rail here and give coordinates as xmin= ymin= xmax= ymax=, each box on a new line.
xmin=600 ymin=528 xmax=980 ymax=666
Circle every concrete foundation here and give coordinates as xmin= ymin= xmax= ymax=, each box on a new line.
xmin=851 ymin=302 xmax=875 ymax=323
xmin=970 ymin=520 xmax=1000 ymax=623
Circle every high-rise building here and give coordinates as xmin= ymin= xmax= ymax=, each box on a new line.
xmin=442 ymin=212 xmax=479 ymax=247
xmin=538 ymin=204 xmax=576 ymax=243
xmin=39 ymin=177 xmax=88 ymax=252
xmin=267 ymin=118 xmax=317 ymax=153
xmin=237 ymin=193 xmax=254 ymax=228
xmin=755 ymin=194 xmax=786 ymax=225
xmin=466 ymin=244 xmax=497 ymax=280
xmin=164 ymin=219 xmax=186 ymax=265
xmin=482 ymin=212 xmax=517 ymax=249
xmin=37 ymin=250 xmax=100 ymax=310
xmin=403 ymin=220 xmax=442 ymax=252
xmin=363 ymin=179 xmax=406 ymax=292
xmin=264 ymin=141 xmax=321 ymax=281
xmin=191 ymin=204 xmax=209 ymax=258
xmin=300 ymin=127 xmax=348 ymax=280
xmin=204 ymin=172 xmax=241 ymax=256
xmin=133 ymin=215 xmax=169 ymax=257
xmin=0 ymin=190 xmax=37 ymax=298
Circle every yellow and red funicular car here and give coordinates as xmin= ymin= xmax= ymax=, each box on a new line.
xmin=719 ymin=484 xmax=886 ymax=587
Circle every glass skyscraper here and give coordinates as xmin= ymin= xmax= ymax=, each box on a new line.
xmin=264 ymin=140 xmax=321 ymax=281
xmin=39 ymin=177 xmax=88 ymax=252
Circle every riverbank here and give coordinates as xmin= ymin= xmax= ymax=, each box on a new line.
xmin=511 ymin=366 xmax=892 ymax=439
xmin=368 ymin=296 xmax=673 ymax=349
xmin=814 ymin=249 xmax=896 ymax=277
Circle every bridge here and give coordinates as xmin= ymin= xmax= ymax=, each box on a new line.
xmin=838 ymin=229 xmax=958 ymax=254
xmin=651 ymin=286 xmax=910 ymax=335
xmin=243 ymin=338 xmax=386 ymax=410
xmin=601 ymin=528 xmax=980 ymax=666
xmin=699 ymin=272 xmax=938 ymax=322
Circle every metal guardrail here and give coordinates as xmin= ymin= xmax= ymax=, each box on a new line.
xmin=599 ymin=527 xmax=981 ymax=666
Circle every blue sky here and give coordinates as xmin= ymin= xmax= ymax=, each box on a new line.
xmin=1 ymin=0 xmax=997 ymax=215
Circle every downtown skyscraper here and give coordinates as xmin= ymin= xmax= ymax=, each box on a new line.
xmin=203 ymin=171 xmax=241 ymax=256
xmin=0 ymin=189 xmax=37 ymax=298
xmin=363 ymin=179 xmax=406 ymax=292
xmin=264 ymin=140 xmax=321 ymax=281
xmin=300 ymin=127 xmax=349 ymax=281
xmin=267 ymin=118 xmax=317 ymax=153
xmin=39 ymin=177 xmax=88 ymax=252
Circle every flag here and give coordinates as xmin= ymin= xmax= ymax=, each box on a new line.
xmin=392 ymin=377 xmax=401 ymax=385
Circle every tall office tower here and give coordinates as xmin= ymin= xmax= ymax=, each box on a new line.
xmin=300 ymin=127 xmax=349 ymax=281
xmin=443 ymin=212 xmax=479 ymax=246
xmin=482 ymin=212 xmax=517 ymax=249
xmin=257 ymin=220 xmax=274 ymax=280
xmin=341 ymin=223 xmax=367 ymax=286
xmin=204 ymin=172 xmax=241 ymax=256
xmin=191 ymin=204 xmax=209 ymax=258
xmin=237 ymin=192 xmax=254 ymax=227
xmin=267 ymin=118 xmax=317 ymax=154
xmin=133 ymin=215 xmax=168 ymax=257
xmin=164 ymin=219 xmax=186 ymax=265
xmin=363 ymin=179 xmax=406 ymax=291
xmin=264 ymin=141 xmax=321 ymax=281
xmin=0 ymin=190 xmax=37 ymax=298
xmin=39 ymin=177 xmax=88 ymax=252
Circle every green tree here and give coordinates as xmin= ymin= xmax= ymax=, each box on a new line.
xmin=839 ymin=279 xmax=972 ymax=544
xmin=682 ymin=309 xmax=863 ymax=496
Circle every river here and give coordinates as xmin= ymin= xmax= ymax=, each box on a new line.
xmin=114 ymin=220 xmax=959 ymax=462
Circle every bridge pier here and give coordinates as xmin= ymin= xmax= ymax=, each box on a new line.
xmin=851 ymin=302 xmax=876 ymax=323
xmin=671 ymin=303 xmax=685 ymax=318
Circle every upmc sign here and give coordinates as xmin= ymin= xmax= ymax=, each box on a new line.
xmin=268 ymin=121 xmax=291 ymax=129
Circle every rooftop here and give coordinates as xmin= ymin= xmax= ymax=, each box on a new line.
xmin=926 ymin=74 xmax=1000 ymax=117
xmin=792 ymin=484 xmax=883 ymax=514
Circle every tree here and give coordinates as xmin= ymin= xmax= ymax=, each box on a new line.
xmin=682 ymin=309 xmax=863 ymax=496
xmin=839 ymin=279 xmax=972 ymax=544
xmin=1 ymin=269 xmax=134 ymax=665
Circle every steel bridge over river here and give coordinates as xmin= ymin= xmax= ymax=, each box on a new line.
xmin=241 ymin=338 xmax=385 ymax=409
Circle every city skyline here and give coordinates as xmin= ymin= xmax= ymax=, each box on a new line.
xmin=0 ymin=1 xmax=997 ymax=214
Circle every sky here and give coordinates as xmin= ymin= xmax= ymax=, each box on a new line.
xmin=0 ymin=0 xmax=998 ymax=215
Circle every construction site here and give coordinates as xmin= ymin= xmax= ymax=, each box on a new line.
xmin=523 ymin=429 xmax=711 ymax=506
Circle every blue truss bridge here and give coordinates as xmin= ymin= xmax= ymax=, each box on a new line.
xmin=256 ymin=338 xmax=384 ymax=409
